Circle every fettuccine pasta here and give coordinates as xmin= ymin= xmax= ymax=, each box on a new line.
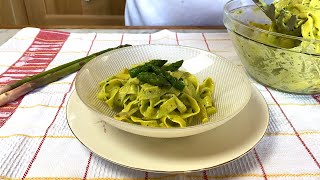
xmin=250 ymin=0 xmax=320 ymax=53
xmin=97 ymin=60 xmax=216 ymax=128
xmin=274 ymin=0 xmax=320 ymax=53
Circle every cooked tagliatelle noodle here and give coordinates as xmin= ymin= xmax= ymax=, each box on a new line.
xmin=97 ymin=60 xmax=216 ymax=128
xmin=250 ymin=0 xmax=320 ymax=53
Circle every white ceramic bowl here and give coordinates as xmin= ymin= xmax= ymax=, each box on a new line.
xmin=75 ymin=44 xmax=252 ymax=138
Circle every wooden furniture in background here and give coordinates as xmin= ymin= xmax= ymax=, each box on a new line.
xmin=0 ymin=0 xmax=29 ymax=26
xmin=0 ymin=0 xmax=126 ymax=27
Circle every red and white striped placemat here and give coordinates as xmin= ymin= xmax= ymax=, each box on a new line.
xmin=0 ymin=27 xmax=319 ymax=180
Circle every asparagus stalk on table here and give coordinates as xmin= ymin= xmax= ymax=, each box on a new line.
xmin=0 ymin=44 xmax=131 ymax=107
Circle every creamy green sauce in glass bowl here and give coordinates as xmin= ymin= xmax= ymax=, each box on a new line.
xmin=229 ymin=31 xmax=320 ymax=94
xmin=224 ymin=0 xmax=320 ymax=94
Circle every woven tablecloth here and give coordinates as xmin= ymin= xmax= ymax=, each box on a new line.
xmin=0 ymin=27 xmax=319 ymax=180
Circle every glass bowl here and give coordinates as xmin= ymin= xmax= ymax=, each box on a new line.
xmin=223 ymin=0 xmax=320 ymax=94
xmin=75 ymin=44 xmax=252 ymax=138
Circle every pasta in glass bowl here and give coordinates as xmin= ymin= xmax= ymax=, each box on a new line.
xmin=75 ymin=44 xmax=252 ymax=138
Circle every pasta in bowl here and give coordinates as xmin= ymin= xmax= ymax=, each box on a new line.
xmin=97 ymin=60 xmax=216 ymax=128
xmin=75 ymin=45 xmax=251 ymax=138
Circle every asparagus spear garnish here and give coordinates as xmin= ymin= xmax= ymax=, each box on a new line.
xmin=150 ymin=65 xmax=185 ymax=91
xmin=128 ymin=59 xmax=167 ymax=77
xmin=0 ymin=44 xmax=131 ymax=106
xmin=161 ymin=60 xmax=184 ymax=71
xmin=128 ymin=60 xmax=185 ymax=91
xmin=137 ymin=72 xmax=171 ymax=87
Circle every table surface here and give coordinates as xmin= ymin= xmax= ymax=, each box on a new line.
xmin=0 ymin=27 xmax=319 ymax=180
xmin=0 ymin=28 xmax=227 ymax=46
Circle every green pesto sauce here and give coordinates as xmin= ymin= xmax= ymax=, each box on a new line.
xmin=229 ymin=31 xmax=320 ymax=94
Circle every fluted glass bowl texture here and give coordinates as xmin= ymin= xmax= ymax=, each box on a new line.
xmin=75 ymin=44 xmax=252 ymax=138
